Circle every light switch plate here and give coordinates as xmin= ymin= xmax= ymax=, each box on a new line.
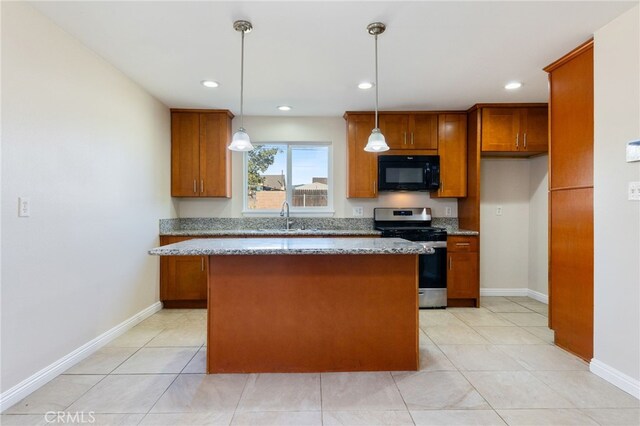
xmin=19 ymin=197 xmax=30 ymax=217
xmin=352 ymin=206 xmax=364 ymax=217
xmin=626 ymin=140 xmax=640 ymax=162
xmin=629 ymin=182 xmax=640 ymax=201
xmin=496 ymin=206 xmax=503 ymax=216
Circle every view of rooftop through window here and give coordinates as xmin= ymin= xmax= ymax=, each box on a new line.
xmin=246 ymin=144 xmax=329 ymax=210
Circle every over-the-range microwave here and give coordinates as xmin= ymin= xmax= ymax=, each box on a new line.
xmin=378 ymin=155 xmax=440 ymax=192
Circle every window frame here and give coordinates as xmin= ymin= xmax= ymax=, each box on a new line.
xmin=242 ymin=141 xmax=334 ymax=216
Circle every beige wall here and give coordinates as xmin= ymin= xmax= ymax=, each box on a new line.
xmin=480 ymin=159 xmax=531 ymax=290
xmin=479 ymin=157 xmax=549 ymax=295
xmin=593 ymin=5 xmax=640 ymax=390
xmin=528 ymin=155 xmax=549 ymax=296
xmin=177 ymin=115 xmax=460 ymax=218
xmin=1 ymin=2 xmax=175 ymax=392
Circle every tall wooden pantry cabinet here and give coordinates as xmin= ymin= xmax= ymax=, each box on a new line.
xmin=544 ymin=39 xmax=594 ymax=361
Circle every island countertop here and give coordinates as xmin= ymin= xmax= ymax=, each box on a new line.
xmin=160 ymin=229 xmax=382 ymax=237
xmin=149 ymin=237 xmax=433 ymax=256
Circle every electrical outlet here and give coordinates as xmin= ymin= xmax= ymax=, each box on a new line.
xmin=19 ymin=197 xmax=30 ymax=217
xmin=445 ymin=207 xmax=452 ymax=217
xmin=629 ymin=182 xmax=640 ymax=201
xmin=352 ymin=206 xmax=364 ymax=217
xmin=496 ymin=206 xmax=503 ymax=216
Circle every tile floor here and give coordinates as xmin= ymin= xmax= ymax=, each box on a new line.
xmin=2 ymin=297 xmax=639 ymax=425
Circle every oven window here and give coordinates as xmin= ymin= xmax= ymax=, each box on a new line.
xmin=386 ymin=167 xmax=423 ymax=183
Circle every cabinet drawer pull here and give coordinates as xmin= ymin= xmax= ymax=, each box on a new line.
xmin=193 ymin=179 xmax=197 ymax=194
xmin=515 ymin=133 xmax=519 ymax=149
xmin=201 ymin=179 xmax=204 ymax=193
xmin=455 ymin=242 xmax=470 ymax=246
xmin=201 ymin=257 xmax=204 ymax=272
xmin=403 ymin=132 xmax=407 ymax=145
xmin=449 ymin=257 xmax=452 ymax=270
xmin=411 ymin=132 xmax=414 ymax=145
xmin=524 ymin=132 xmax=527 ymax=149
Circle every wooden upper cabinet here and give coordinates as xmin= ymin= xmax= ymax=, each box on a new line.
xmin=433 ymin=114 xmax=467 ymax=198
xmin=521 ymin=107 xmax=549 ymax=153
xmin=171 ymin=112 xmax=200 ymax=196
xmin=481 ymin=108 xmax=520 ymax=152
xmin=378 ymin=114 xmax=409 ymax=149
xmin=171 ymin=110 xmax=233 ymax=197
xmin=345 ymin=113 xmax=378 ymax=198
xmin=546 ymin=44 xmax=594 ymax=189
xmin=411 ymin=114 xmax=439 ymax=149
xmin=379 ymin=113 xmax=438 ymax=150
xmin=480 ymin=106 xmax=548 ymax=155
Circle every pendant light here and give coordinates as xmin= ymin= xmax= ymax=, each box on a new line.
xmin=228 ymin=20 xmax=254 ymax=152
xmin=364 ymin=22 xmax=389 ymax=153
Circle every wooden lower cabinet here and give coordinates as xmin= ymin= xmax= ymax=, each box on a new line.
xmin=447 ymin=235 xmax=479 ymax=307
xmin=159 ymin=234 xmax=379 ymax=308
xmin=160 ymin=236 xmax=208 ymax=308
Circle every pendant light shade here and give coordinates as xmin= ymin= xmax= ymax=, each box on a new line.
xmin=228 ymin=20 xmax=254 ymax=152
xmin=364 ymin=128 xmax=388 ymax=152
xmin=364 ymin=22 xmax=389 ymax=153
xmin=229 ymin=127 xmax=252 ymax=151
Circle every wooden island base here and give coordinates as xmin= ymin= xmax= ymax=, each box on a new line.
xmin=207 ymin=254 xmax=419 ymax=373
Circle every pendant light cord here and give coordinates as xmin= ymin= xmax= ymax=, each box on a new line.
xmin=374 ymin=33 xmax=379 ymax=129
xmin=240 ymin=29 xmax=245 ymax=129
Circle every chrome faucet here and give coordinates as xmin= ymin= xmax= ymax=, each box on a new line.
xmin=279 ymin=200 xmax=293 ymax=230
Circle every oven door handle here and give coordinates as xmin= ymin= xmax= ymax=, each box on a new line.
xmin=418 ymin=241 xmax=447 ymax=249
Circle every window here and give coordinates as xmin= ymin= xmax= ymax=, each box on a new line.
xmin=244 ymin=143 xmax=332 ymax=214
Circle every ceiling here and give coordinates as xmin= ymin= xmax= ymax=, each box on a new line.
xmin=31 ymin=1 xmax=636 ymax=116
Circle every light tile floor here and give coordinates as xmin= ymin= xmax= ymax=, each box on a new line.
xmin=3 ymin=297 xmax=639 ymax=426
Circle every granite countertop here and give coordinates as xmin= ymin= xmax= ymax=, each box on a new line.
xmin=161 ymin=229 xmax=382 ymax=237
xmin=149 ymin=237 xmax=434 ymax=256
xmin=158 ymin=217 xmax=477 ymax=237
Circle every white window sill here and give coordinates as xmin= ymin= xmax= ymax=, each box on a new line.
xmin=242 ymin=210 xmax=335 ymax=218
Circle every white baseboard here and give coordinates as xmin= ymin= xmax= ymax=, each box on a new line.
xmin=0 ymin=301 xmax=162 ymax=412
xmin=526 ymin=289 xmax=549 ymax=304
xmin=480 ymin=288 xmax=528 ymax=297
xmin=480 ymin=288 xmax=549 ymax=304
xmin=590 ymin=358 xmax=640 ymax=400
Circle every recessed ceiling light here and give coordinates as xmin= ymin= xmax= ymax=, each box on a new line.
xmin=505 ymin=81 xmax=523 ymax=90
xmin=358 ymin=82 xmax=374 ymax=89
xmin=201 ymin=80 xmax=220 ymax=88
xmin=277 ymin=105 xmax=292 ymax=111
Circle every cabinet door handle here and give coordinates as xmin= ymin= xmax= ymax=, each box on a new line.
xmin=193 ymin=179 xmax=197 ymax=194
xmin=201 ymin=257 xmax=204 ymax=272
xmin=456 ymin=242 xmax=470 ymax=246
xmin=200 ymin=179 xmax=204 ymax=193
xmin=373 ymin=181 xmax=376 ymax=195
xmin=403 ymin=132 xmax=407 ymax=145
xmin=449 ymin=256 xmax=452 ymax=270
xmin=515 ymin=133 xmax=519 ymax=149
xmin=524 ymin=132 xmax=527 ymax=149
xmin=441 ymin=180 xmax=444 ymax=193
xmin=411 ymin=132 xmax=414 ymax=145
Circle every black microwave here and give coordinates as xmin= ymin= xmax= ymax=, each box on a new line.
xmin=378 ymin=155 xmax=440 ymax=192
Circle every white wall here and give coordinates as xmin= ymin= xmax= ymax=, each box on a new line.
xmin=177 ymin=115 xmax=459 ymax=218
xmin=479 ymin=157 xmax=549 ymax=295
xmin=593 ymin=5 xmax=640 ymax=391
xmin=1 ymin=2 xmax=175 ymax=392
xmin=480 ymin=159 xmax=531 ymax=289
xmin=528 ymin=155 xmax=549 ymax=296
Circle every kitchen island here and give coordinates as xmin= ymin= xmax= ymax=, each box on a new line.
xmin=149 ymin=237 xmax=430 ymax=373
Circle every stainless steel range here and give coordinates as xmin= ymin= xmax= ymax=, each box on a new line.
xmin=374 ymin=207 xmax=448 ymax=308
